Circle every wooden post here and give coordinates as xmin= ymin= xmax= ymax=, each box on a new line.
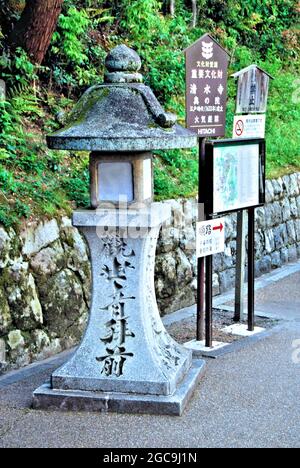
xmin=234 ymin=210 xmax=247 ymax=321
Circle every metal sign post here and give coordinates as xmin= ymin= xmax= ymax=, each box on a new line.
xmin=234 ymin=210 xmax=247 ymax=322
xmin=196 ymin=138 xmax=206 ymax=341
xmin=248 ymin=207 xmax=255 ymax=331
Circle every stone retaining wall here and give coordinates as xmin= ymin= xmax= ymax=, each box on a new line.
xmin=1 ymin=172 xmax=299 ymax=371
xmin=0 ymin=218 xmax=91 ymax=373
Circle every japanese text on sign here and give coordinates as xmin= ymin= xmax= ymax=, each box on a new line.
xmin=196 ymin=219 xmax=225 ymax=258
xmin=185 ymin=34 xmax=229 ymax=137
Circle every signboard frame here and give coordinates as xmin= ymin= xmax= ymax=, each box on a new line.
xmin=203 ymin=138 xmax=266 ymax=217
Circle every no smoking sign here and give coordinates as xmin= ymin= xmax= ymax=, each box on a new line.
xmin=235 ymin=119 xmax=244 ymax=137
xmin=233 ymin=114 xmax=266 ymax=139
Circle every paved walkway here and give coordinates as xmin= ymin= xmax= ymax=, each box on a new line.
xmin=0 ymin=262 xmax=299 ymax=448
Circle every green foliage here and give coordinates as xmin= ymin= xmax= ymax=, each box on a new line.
xmin=48 ymin=4 xmax=109 ymax=90
xmin=0 ymin=0 xmax=299 ymax=227
xmin=52 ymin=7 xmax=90 ymax=65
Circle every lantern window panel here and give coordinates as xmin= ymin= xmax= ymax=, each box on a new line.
xmin=98 ymin=162 xmax=134 ymax=202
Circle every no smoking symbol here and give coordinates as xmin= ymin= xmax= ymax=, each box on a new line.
xmin=235 ymin=120 xmax=244 ymax=136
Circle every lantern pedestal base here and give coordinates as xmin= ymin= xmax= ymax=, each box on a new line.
xmin=33 ymin=360 xmax=205 ymax=416
xmin=33 ymin=204 xmax=205 ymax=415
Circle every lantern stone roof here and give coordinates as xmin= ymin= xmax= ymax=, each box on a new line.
xmin=47 ymin=45 xmax=197 ymax=152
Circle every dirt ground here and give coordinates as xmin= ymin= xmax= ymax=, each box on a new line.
xmin=167 ymin=308 xmax=278 ymax=344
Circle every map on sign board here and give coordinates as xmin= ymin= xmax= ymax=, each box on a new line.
xmin=185 ymin=34 xmax=230 ymax=137
xmin=213 ymin=143 xmax=260 ymax=214
xmin=196 ymin=219 xmax=225 ymax=258
xmin=233 ymin=114 xmax=266 ymax=139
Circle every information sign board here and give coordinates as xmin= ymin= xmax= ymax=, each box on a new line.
xmin=204 ymin=139 xmax=266 ymax=216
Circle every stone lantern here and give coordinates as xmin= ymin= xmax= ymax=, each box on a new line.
xmin=33 ymin=45 xmax=205 ymax=415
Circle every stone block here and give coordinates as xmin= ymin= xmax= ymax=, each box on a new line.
xmin=280 ymin=247 xmax=289 ymax=264
xmin=38 ymin=269 xmax=86 ymax=340
xmin=182 ymin=199 xmax=198 ymax=224
xmin=264 ymin=229 xmax=275 ymax=254
xmin=213 ymin=253 xmax=223 ymax=272
xmin=0 ymin=227 xmax=11 ymax=268
xmin=271 ymin=251 xmax=282 ymax=269
xmin=176 ymin=248 xmax=193 ymax=284
xmin=282 ymin=175 xmax=291 ymax=197
xmin=22 ymin=219 xmax=60 ymax=256
xmin=0 ymin=285 xmax=11 ymax=335
xmin=6 ymin=262 xmax=43 ymax=330
xmin=30 ymin=241 xmax=65 ymax=276
xmin=290 ymin=198 xmax=298 ymax=218
xmin=255 ymin=207 xmax=266 ymax=229
xmin=273 ymin=201 xmax=283 ymax=225
xmin=281 ymin=199 xmax=291 ymax=222
xmin=295 ymin=220 xmax=300 ymax=242
xmin=273 ymin=224 xmax=288 ymax=249
xmin=179 ymin=226 xmax=196 ymax=253
xmin=288 ymin=246 xmax=298 ymax=262
xmin=265 ymin=180 xmax=274 ymax=203
xmin=213 ymin=273 xmax=220 ymax=296
xmin=219 ymin=268 xmax=235 ymax=293
xmin=7 ymin=330 xmax=25 ymax=351
xmin=0 ymin=338 xmax=6 ymax=360
xmin=272 ymin=177 xmax=283 ymax=200
xmin=296 ymin=196 xmax=300 ymax=217
xmin=263 ymin=204 xmax=273 ymax=227
xmin=157 ymin=227 xmax=180 ymax=254
xmin=286 ymin=220 xmax=297 ymax=244
xmin=223 ymin=245 xmax=234 ymax=269
xmin=258 ymin=255 xmax=272 ymax=275
xmin=33 ymin=360 xmax=206 ymax=416
xmin=224 ymin=215 xmax=235 ymax=240
xmin=288 ymin=173 xmax=299 ymax=197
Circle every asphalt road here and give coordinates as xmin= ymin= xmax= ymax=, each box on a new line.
xmin=0 ymin=264 xmax=299 ymax=448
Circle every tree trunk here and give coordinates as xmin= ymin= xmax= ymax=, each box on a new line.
xmin=8 ymin=0 xmax=64 ymax=64
xmin=170 ymin=0 xmax=176 ymax=16
xmin=191 ymin=0 xmax=198 ymax=28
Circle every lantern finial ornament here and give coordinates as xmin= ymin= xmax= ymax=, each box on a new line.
xmin=105 ymin=44 xmax=143 ymax=83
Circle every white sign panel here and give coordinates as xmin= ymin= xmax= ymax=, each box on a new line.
xmin=196 ymin=219 xmax=225 ymax=258
xmin=213 ymin=143 xmax=260 ymax=214
xmin=233 ymin=114 xmax=265 ymax=139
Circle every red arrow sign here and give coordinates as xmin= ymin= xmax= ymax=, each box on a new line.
xmin=213 ymin=222 xmax=224 ymax=232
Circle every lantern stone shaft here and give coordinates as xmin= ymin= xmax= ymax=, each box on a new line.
xmin=33 ymin=45 xmax=205 ymax=415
